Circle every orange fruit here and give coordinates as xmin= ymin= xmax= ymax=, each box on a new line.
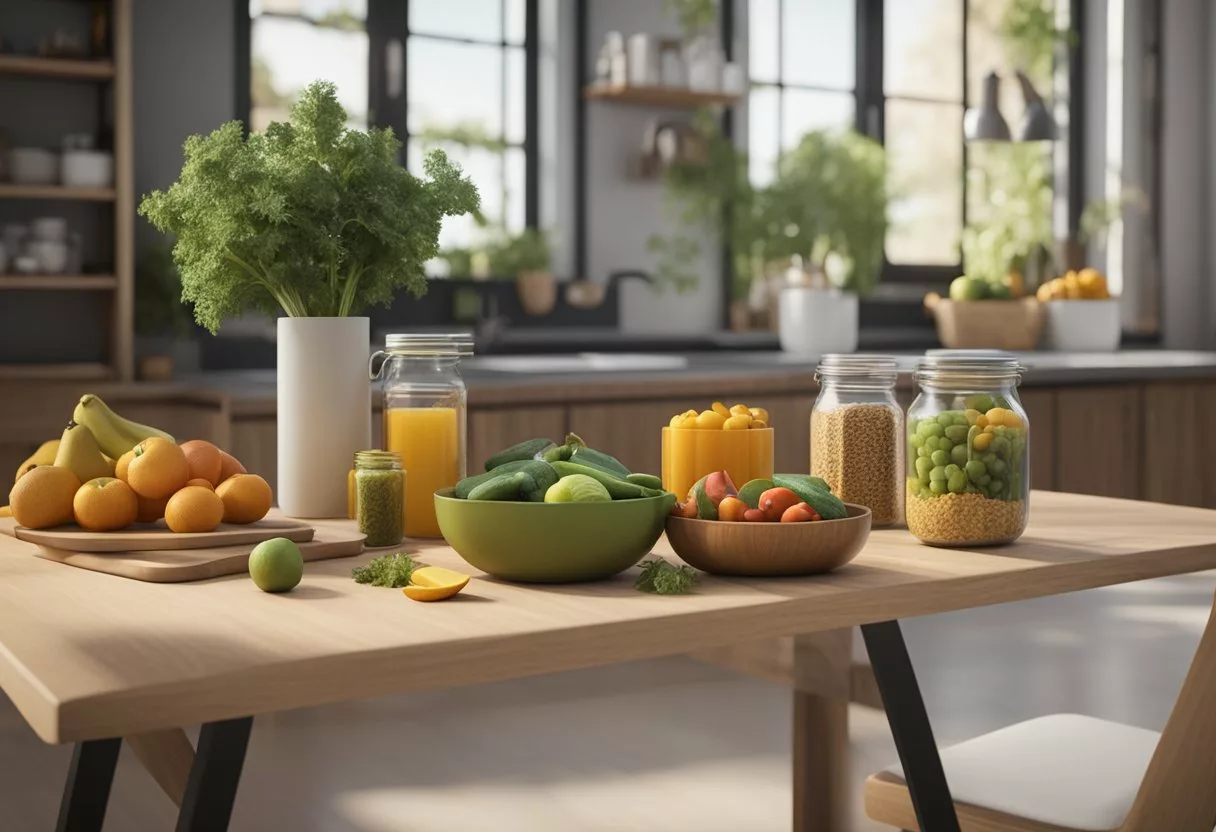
xmin=115 ymin=449 xmax=135 ymax=482
xmin=165 ymin=486 xmax=224 ymax=533
xmin=215 ymin=473 xmax=272 ymax=524
xmin=126 ymin=438 xmax=189 ymax=499
xmin=180 ymin=440 xmax=223 ymax=485
xmin=186 ymin=478 xmax=214 ymax=490
xmin=136 ymin=494 xmax=169 ymax=524
xmin=73 ymin=477 xmax=138 ymax=532
xmin=8 ymin=465 xmax=79 ymax=529
xmin=217 ymin=450 xmax=247 ymax=483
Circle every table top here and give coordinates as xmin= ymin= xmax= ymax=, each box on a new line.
xmin=2 ymin=491 xmax=1215 ymax=744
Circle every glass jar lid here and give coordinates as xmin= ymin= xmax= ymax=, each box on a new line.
xmin=916 ymin=350 xmax=1023 ymax=386
xmin=815 ymin=354 xmax=898 ymax=386
xmin=383 ymin=333 xmax=473 ymax=357
xmin=354 ymin=450 xmax=402 ymax=470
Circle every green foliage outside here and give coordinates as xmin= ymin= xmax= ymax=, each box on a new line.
xmin=139 ymin=81 xmax=480 ymax=332
xmin=134 ymin=245 xmax=194 ymax=337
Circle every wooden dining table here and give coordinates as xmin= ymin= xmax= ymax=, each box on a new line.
xmin=3 ymin=490 xmax=1216 ymax=832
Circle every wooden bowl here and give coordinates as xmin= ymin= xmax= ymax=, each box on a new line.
xmin=664 ymin=504 xmax=871 ymax=577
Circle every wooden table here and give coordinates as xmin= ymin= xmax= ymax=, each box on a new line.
xmin=3 ymin=491 xmax=1216 ymax=832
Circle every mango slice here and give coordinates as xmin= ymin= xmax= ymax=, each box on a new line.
xmin=403 ymin=566 xmax=470 ymax=602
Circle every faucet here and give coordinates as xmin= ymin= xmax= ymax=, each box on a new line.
xmin=476 ymin=292 xmax=510 ymax=346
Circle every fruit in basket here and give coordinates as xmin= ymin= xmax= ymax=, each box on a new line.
xmin=8 ymin=465 xmax=80 ymax=529
xmin=717 ymin=496 xmax=748 ymax=522
xmin=53 ymin=422 xmax=114 ymax=484
xmin=1036 ymin=268 xmax=1110 ymax=301
xmin=668 ymin=402 xmax=770 ymax=430
xmin=165 ymin=485 xmax=225 ymax=533
xmin=772 ymin=474 xmax=847 ymax=520
xmin=186 ymin=478 xmax=214 ymax=490
xmin=781 ymin=503 xmax=822 ymax=523
xmin=759 ymin=487 xmax=802 ymax=522
xmin=686 ymin=471 xmax=738 ymax=520
xmin=73 ymin=477 xmax=139 ymax=532
xmin=180 ymin=440 xmax=223 ymax=485
xmin=73 ymin=394 xmax=175 ymax=458
xmin=14 ymin=439 xmax=60 ymax=484
xmin=949 ymin=275 xmax=990 ymax=301
xmin=126 ymin=437 xmax=190 ymax=499
xmin=217 ymin=450 xmax=247 ymax=481
xmin=738 ymin=478 xmax=774 ymax=509
xmin=248 ymin=537 xmax=304 ymax=593
xmin=216 ymin=473 xmax=273 ymax=524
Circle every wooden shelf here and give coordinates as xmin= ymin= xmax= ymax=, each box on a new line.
xmin=0 ymin=275 xmax=118 ymax=291
xmin=0 ymin=362 xmax=114 ymax=380
xmin=583 ymin=84 xmax=740 ymax=109
xmin=0 ymin=55 xmax=115 ymax=80
xmin=0 ymin=184 xmax=116 ymax=201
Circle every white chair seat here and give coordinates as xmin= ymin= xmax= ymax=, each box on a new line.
xmin=883 ymin=714 xmax=1163 ymax=831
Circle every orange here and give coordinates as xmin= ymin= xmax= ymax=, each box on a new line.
xmin=136 ymin=494 xmax=169 ymax=524
xmin=115 ymin=449 xmax=135 ymax=482
xmin=186 ymin=478 xmax=214 ymax=490
xmin=73 ymin=477 xmax=138 ymax=532
xmin=180 ymin=440 xmax=223 ymax=485
xmin=126 ymin=438 xmax=189 ymax=499
xmin=8 ymin=465 xmax=79 ymax=529
xmin=217 ymin=450 xmax=247 ymax=484
xmin=215 ymin=474 xmax=272 ymax=524
xmin=165 ymin=486 xmax=224 ymax=533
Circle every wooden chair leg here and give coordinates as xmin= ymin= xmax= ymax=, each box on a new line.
xmin=126 ymin=728 xmax=195 ymax=807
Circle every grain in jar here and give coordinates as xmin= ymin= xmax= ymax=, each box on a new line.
xmin=811 ymin=355 xmax=903 ymax=526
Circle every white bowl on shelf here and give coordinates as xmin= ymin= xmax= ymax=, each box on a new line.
xmin=9 ymin=148 xmax=58 ymax=185
xmin=1043 ymin=299 xmax=1121 ymax=352
xmin=61 ymin=150 xmax=114 ymax=188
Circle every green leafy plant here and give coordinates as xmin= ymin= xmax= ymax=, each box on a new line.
xmin=352 ymin=552 xmax=417 ymax=588
xmin=139 ymin=80 xmax=480 ymax=332
xmin=962 ymin=144 xmax=1054 ymax=286
xmin=134 ymin=244 xmax=194 ymax=337
xmin=635 ymin=559 xmax=699 ymax=595
xmin=485 ymin=227 xmax=551 ymax=276
xmin=998 ymin=0 xmax=1075 ymax=85
xmin=664 ymin=0 xmax=718 ymax=37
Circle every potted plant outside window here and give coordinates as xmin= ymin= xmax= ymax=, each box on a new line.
xmin=140 ymin=81 xmax=479 ymax=517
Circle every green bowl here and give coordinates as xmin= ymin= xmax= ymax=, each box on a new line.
xmin=434 ymin=488 xmax=676 ymax=583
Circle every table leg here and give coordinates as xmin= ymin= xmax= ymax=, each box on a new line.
xmin=127 ymin=727 xmax=195 ymax=806
xmin=792 ymin=629 xmax=853 ymax=832
xmin=175 ymin=716 xmax=253 ymax=832
xmin=56 ymin=737 xmax=122 ymax=832
xmin=860 ymin=620 xmax=960 ymax=832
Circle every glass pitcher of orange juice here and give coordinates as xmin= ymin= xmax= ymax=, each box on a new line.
xmin=370 ymin=334 xmax=471 ymax=538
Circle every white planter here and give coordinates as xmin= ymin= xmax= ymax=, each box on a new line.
xmin=277 ymin=317 xmax=371 ymax=517
xmin=778 ymin=287 xmax=859 ymax=356
xmin=1043 ymin=299 xmax=1121 ymax=352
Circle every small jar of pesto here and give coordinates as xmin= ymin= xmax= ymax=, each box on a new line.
xmin=354 ymin=450 xmax=405 ymax=547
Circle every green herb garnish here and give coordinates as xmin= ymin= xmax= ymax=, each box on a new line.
xmin=634 ymin=559 xmax=698 ymax=595
xmin=352 ymin=553 xmax=416 ymax=588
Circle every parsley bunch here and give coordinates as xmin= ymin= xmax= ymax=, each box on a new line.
xmin=635 ymin=559 xmax=699 ymax=595
xmin=139 ymin=80 xmax=480 ymax=332
xmin=352 ymin=553 xmax=417 ymax=588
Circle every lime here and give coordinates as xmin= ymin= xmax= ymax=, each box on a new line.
xmin=248 ymin=537 xmax=303 ymax=592
xmin=948 ymin=275 xmax=988 ymax=301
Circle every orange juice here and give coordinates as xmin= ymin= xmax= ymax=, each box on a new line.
xmin=384 ymin=407 xmax=462 ymax=538
xmin=661 ymin=427 xmax=774 ymax=500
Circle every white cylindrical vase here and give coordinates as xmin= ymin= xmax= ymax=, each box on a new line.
xmin=277 ymin=316 xmax=371 ymax=517
xmin=778 ymin=287 xmax=860 ymax=356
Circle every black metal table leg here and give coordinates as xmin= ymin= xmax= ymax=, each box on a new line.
xmin=56 ymin=737 xmax=122 ymax=832
xmin=175 ymin=716 xmax=253 ymax=832
xmin=861 ymin=620 xmax=961 ymax=832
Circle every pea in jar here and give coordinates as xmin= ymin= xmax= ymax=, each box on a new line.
xmin=906 ymin=351 xmax=1029 ymax=546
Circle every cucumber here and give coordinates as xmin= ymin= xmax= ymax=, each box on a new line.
xmin=539 ymin=433 xmax=586 ymax=464
xmin=772 ymin=473 xmax=847 ymax=520
xmin=466 ymin=461 xmax=558 ymax=502
xmin=455 ymin=459 xmax=533 ymax=498
xmin=550 ymin=461 xmax=661 ymax=500
xmin=569 ymin=446 xmax=631 ymax=478
xmin=484 ymin=438 xmax=556 ymax=472
xmin=624 ymin=473 xmax=663 ymax=491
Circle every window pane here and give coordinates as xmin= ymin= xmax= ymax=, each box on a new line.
xmin=410 ymin=0 xmax=501 ymax=43
xmin=504 ymin=46 xmax=525 ymax=145
xmin=505 ymin=0 xmax=526 ymax=44
xmin=251 ymin=16 xmax=368 ymax=131
xmin=748 ymin=85 xmax=780 ymax=185
xmin=504 ymin=146 xmax=526 ymax=232
xmin=781 ymin=89 xmax=855 ymax=151
xmin=781 ymin=0 xmax=855 ymax=90
xmin=409 ymin=141 xmax=505 ymax=249
xmin=408 ymin=39 xmax=504 ymax=138
xmin=748 ymin=0 xmax=779 ymax=84
xmin=885 ymin=100 xmax=963 ymax=264
xmin=885 ymin=0 xmax=962 ymax=102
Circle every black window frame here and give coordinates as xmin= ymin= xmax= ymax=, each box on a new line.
xmin=236 ymin=0 xmax=540 ymax=230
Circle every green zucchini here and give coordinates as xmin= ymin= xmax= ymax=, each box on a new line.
xmin=624 ymin=473 xmax=664 ymax=491
xmin=484 ymin=438 xmax=556 ymax=472
xmin=551 ymin=461 xmax=660 ymax=500
xmin=465 ymin=460 xmax=558 ymax=502
xmin=455 ymin=459 xmax=533 ymax=498
xmin=569 ymin=446 xmax=631 ymax=478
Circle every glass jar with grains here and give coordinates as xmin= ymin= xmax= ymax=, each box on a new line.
xmin=354 ymin=450 xmax=405 ymax=548
xmin=811 ymin=354 xmax=904 ymax=527
xmin=906 ymin=351 xmax=1029 ymax=547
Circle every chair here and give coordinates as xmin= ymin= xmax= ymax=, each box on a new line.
xmin=863 ymin=590 xmax=1216 ymax=832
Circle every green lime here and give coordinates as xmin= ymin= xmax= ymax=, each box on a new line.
xmin=949 ymin=275 xmax=989 ymax=301
xmin=248 ymin=537 xmax=303 ymax=593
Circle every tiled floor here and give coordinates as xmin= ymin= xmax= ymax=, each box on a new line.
xmin=2 ymin=570 xmax=1211 ymax=831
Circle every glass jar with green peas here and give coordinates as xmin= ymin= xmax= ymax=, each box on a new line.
xmin=905 ymin=351 xmax=1029 ymax=547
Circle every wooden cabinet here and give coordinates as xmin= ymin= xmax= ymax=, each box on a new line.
xmin=468 ymin=407 xmax=567 ymax=471
xmin=1142 ymin=381 xmax=1216 ymax=508
xmin=1054 ymin=386 xmax=1143 ymax=499
xmin=1018 ymin=388 xmax=1056 ymax=491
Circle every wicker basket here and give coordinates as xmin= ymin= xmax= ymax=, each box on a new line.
xmin=926 ymin=296 xmax=1044 ymax=350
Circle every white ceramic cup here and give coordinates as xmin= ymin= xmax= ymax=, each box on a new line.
xmin=60 ymin=150 xmax=114 ymax=188
xmin=29 ymin=240 xmax=68 ymax=274
xmin=31 ymin=217 xmax=68 ymax=242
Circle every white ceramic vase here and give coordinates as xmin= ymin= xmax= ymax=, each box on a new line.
xmin=277 ymin=317 xmax=371 ymax=518
xmin=778 ymin=287 xmax=859 ymax=356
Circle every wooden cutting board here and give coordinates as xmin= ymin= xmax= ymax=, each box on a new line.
xmin=32 ymin=527 xmax=366 ymax=583
xmin=0 ymin=517 xmax=315 ymax=552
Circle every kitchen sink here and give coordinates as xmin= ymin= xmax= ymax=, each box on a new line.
xmin=469 ymin=353 xmax=690 ymax=373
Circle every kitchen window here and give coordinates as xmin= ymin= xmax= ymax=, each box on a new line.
xmin=241 ymin=0 xmax=538 ymax=252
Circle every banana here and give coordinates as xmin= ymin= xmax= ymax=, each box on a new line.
xmin=73 ymin=393 xmax=175 ymax=459
xmin=54 ymin=422 xmax=113 ymax=483
xmin=14 ymin=439 xmax=60 ymax=484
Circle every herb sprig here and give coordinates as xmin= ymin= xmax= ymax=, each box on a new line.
xmin=634 ymin=559 xmax=699 ymax=595
xmin=352 ymin=553 xmax=417 ymax=588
